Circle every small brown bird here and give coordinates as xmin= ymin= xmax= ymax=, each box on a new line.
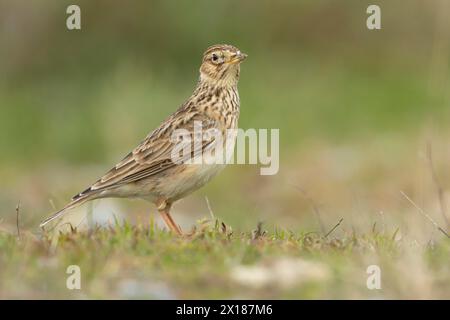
xmin=40 ymin=44 xmax=247 ymax=235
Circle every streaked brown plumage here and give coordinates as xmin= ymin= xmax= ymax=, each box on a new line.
xmin=40 ymin=44 xmax=247 ymax=235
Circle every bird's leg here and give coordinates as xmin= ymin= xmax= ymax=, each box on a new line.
xmin=160 ymin=210 xmax=183 ymax=236
xmin=157 ymin=200 xmax=183 ymax=236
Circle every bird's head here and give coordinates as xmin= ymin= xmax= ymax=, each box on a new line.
xmin=199 ymin=44 xmax=247 ymax=87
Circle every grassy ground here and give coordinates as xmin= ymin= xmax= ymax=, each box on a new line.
xmin=0 ymin=219 xmax=448 ymax=299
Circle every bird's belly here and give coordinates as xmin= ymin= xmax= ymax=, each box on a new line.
xmin=160 ymin=129 xmax=237 ymax=201
xmin=160 ymin=162 xmax=226 ymax=201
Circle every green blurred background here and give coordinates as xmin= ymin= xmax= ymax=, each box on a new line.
xmin=1 ymin=0 xmax=449 ymax=233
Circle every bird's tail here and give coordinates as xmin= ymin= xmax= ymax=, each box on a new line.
xmin=40 ymin=196 xmax=90 ymax=229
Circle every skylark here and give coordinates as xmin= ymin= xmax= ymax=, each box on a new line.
xmin=40 ymin=44 xmax=247 ymax=235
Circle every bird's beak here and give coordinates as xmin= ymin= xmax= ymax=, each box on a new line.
xmin=229 ymin=51 xmax=248 ymax=64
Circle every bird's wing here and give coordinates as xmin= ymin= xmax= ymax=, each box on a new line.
xmin=72 ymin=111 xmax=220 ymax=199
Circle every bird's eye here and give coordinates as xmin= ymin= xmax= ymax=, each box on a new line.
xmin=211 ymin=53 xmax=219 ymax=62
